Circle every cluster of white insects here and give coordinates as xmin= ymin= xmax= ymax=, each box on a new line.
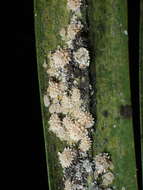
xmin=43 ymin=0 xmax=115 ymax=189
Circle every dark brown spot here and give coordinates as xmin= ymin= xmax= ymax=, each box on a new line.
xmin=120 ymin=105 xmax=132 ymax=119
xmin=58 ymin=113 xmax=65 ymax=120
xmin=102 ymin=110 xmax=109 ymax=117
xmin=50 ymin=77 xmax=60 ymax=83
xmin=74 ymin=179 xmax=82 ymax=185
xmin=101 ymin=127 xmax=104 ymax=130
xmin=73 ymin=67 xmax=81 ymax=77
xmin=103 ymin=138 xmax=108 ymax=144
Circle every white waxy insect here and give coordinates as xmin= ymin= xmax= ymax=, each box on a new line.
xmin=79 ymin=136 xmax=91 ymax=152
xmin=58 ymin=147 xmax=76 ymax=168
xmin=123 ymin=30 xmax=128 ymax=35
xmin=64 ymin=179 xmax=73 ymax=190
xmin=67 ymin=0 xmax=82 ymax=12
xmin=101 ymin=172 xmax=115 ymax=186
xmin=42 ymin=60 xmax=48 ymax=69
xmin=43 ymin=95 xmax=50 ymax=107
xmin=73 ymin=47 xmax=90 ymax=68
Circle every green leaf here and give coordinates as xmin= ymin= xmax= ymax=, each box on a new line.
xmin=88 ymin=0 xmax=138 ymax=189
xmin=34 ymin=0 xmax=138 ymax=189
xmin=34 ymin=1 xmax=69 ymax=189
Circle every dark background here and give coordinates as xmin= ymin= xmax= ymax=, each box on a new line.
xmin=16 ymin=0 xmax=48 ymax=188
xmin=128 ymin=0 xmax=142 ymax=188
xmin=16 ymin=0 xmax=141 ymax=189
